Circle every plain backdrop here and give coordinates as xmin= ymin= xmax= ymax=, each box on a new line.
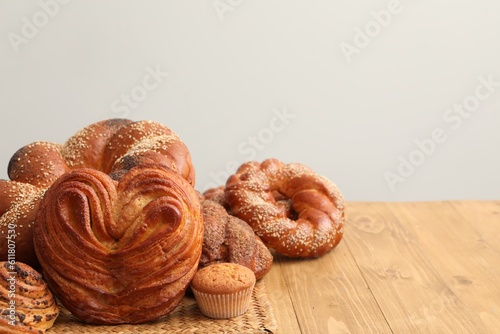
xmin=1 ymin=0 xmax=499 ymax=201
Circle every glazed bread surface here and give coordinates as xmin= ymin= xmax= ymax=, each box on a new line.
xmin=0 ymin=119 xmax=195 ymax=267
xmin=33 ymin=165 xmax=203 ymax=324
xmin=223 ymin=158 xmax=344 ymax=258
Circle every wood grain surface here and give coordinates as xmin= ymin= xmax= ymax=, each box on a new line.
xmin=264 ymin=201 xmax=500 ymax=334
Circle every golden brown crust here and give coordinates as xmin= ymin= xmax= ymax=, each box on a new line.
xmin=109 ymin=133 xmax=195 ymax=186
xmin=202 ymin=186 xmax=226 ymax=207
xmin=200 ymin=200 xmax=273 ymax=280
xmin=100 ymin=120 xmax=172 ymax=173
xmin=191 ymin=263 xmax=255 ymax=294
xmin=0 ymin=181 xmax=45 ymax=267
xmin=0 ymin=262 xmax=59 ymax=333
xmin=8 ymin=142 xmax=69 ymax=189
xmin=1 ymin=119 xmax=196 ymax=267
xmin=100 ymin=120 xmax=195 ymax=186
xmin=33 ymin=165 xmax=203 ymax=324
xmin=61 ymin=118 xmax=133 ymax=170
xmin=224 ymin=158 xmax=344 ymax=258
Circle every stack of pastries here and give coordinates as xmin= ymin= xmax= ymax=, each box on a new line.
xmin=0 ymin=118 xmax=344 ymax=330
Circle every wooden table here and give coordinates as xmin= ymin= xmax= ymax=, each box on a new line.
xmin=264 ymin=201 xmax=500 ymax=334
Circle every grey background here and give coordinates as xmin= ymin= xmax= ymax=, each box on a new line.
xmin=1 ymin=0 xmax=499 ymax=201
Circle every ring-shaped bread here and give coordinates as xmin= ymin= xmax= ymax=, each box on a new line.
xmin=224 ymin=159 xmax=344 ymax=258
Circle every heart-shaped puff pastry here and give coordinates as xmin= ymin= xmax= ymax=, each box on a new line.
xmin=33 ymin=165 xmax=203 ymax=325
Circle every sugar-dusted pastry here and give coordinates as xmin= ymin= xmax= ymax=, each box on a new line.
xmin=200 ymin=199 xmax=273 ymax=279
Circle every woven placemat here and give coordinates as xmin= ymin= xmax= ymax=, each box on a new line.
xmin=48 ymin=280 xmax=277 ymax=333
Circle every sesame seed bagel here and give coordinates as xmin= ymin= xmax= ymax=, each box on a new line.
xmin=223 ymin=159 xmax=344 ymax=258
xmin=0 ymin=119 xmax=195 ymax=267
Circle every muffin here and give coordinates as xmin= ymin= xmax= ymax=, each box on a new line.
xmin=191 ymin=263 xmax=256 ymax=319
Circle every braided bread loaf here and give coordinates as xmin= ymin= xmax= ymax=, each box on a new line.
xmin=33 ymin=165 xmax=203 ymax=324
xmin=0 ymin=119 xmax=195 ymax=267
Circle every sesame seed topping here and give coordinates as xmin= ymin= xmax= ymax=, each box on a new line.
xmin=224 ymin=159 xmax=344 ymax=258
